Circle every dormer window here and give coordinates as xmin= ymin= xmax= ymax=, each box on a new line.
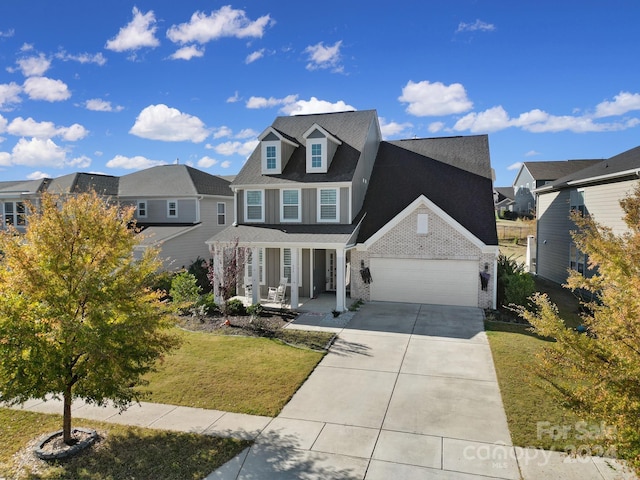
xmin=258 ymin=127 xmax=298 ymax=175
xmin=303 ymin=124 xmax=342 ymax=174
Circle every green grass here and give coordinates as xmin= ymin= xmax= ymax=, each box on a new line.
xmin=142 ymin=329 xmax=326 ymax=416
xmin=0 ymin=408 xmax=249 ymax=480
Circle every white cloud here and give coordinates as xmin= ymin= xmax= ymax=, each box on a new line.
xmin=227 ymin=91 xmax=240 ymax=103
xmin=280 ymin=97 xmax=356 ymax=116
xmin=399 ymin=80 xmax=473 ymax=116
xmin=6 ymin=117 xmax=88 ymax=141
xmin=20 ymin=43 xmax=33 ymax=52
xmin=595 ymin=91 xmax=640 ymax=117
xmin=379 ymin=118 xmax=413 ymax=139
xmin=525 ymin=150 xmax=541 ymax=157
xmin=105 ymin=154 xmax=166 ymax=170
xmin=10 ymin=137 xmax=67 ymax=167
xmin=85 ymin=98 xmax=124 ymax=112
xmin=245 ymin=49 xmax=265 ymax=64
xmin=507 ymin=162 xmax=523 ymax=171
xmin=454 ymin=105 xmax=512 ymax=133
xmin=169 ymin=45 xmax=205 ymax=60
xmin=197 ymin=156 xmax=218 ymax=168
xmin=0 ymin=82 xmax=22 ymax=109
xmin=456 ymin=19 xmax=496 ymax=33
xmin=55 ymin=50 xmax=107 ymax=66
xmin=129 ymin=104 xmax=209 ymax=142
xmin=246 ymin=94 xmax=298 ymax=109
xmin=213 ymin=140 xmax=258 ymax=156
xmin=235 ymin=128 xmax=258 ymax=139
xmin=304 ymin=41 xmax=343 ymax=72
xmin=167 ymin=6 xmax=272 ymax=44
xmin=428 ymin=121 xmax=445 ymax=133
xmin=0 ymin=114 xmax=7 ymax=133
xmin=15 ymin=53 xmax=51 ymax=77
xmin=27 ymin=170 xmax=50 ymax=180
xmin=67 ymin=155 xmax=91 ymax=168
xmin=0 ymin=29 xmax=15 ymax=38
xmin=0 ymin=152 xmax=11 ymax=166
xmin=221 ymin=160 xmax=231 ymax=168
xmin=23 ymin=77 xmax=71 ymax=102
xmin=212 ymin=126 xmax=233 ymax=139
xmin=105 ymin=7 xmax=159 ymax=52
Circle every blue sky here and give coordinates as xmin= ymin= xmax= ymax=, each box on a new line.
xmin=0 ymin=1 xmax=639 ymax=186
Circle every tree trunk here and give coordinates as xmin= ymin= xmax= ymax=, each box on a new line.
xmin=63 ymin=385 xmax=73 ymax=445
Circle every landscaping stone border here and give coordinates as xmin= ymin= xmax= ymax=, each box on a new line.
xmin=34 ymin=427 xmax=98 ymax=461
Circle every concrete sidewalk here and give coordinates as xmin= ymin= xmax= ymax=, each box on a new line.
xmin=8 ymin=302 xmax=636 ymax=479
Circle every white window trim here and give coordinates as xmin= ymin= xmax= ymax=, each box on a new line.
xmin=261 ymin=141 xmax=281 ymax=174
xmin=217 ymin=202 xmax=226 ymax=225
xmin=167 ymin=200 xmax=178 ymax=218
xmin=280 ymin=188 xmax=301 ymax=223
xmin=3 ymin=201 xmax=27 ymax=227
xmin=246 ymin=248 xmax=265 ymax=285
xmin=317 ymin=188 xmax=340 ymax=223
xmin=244 ymin=189 xmax=265 ymax=223
xmin=306 ymin=138 xmax=327 ymax=173
xmin=281 ymin=247 xmax=302 ymax=285
xmin=417 ymin=213 xmax=428 ymax=235
xmin=137 ymin=200 xmax=147 ymax=218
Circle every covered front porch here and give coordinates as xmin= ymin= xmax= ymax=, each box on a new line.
xmin=232 ymin=292 xmax=342 ymax=313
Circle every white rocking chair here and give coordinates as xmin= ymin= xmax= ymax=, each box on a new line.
xmin=244 ymin=277 xmax=253 ymax=302
xmin=267 ymin=277 xmax=288 ymax=306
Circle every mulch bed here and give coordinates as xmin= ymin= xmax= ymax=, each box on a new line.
xmin=177 ymin=308 xmax=298 ymax=337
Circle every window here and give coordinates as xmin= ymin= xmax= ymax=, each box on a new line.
xmin=311 ymin=143 xmax=322 ymax=168
xmin=281 ymin=189 xmax=300 ymax=222
xmin=282 ymin=248 xmax=292 ymax=284
xmin=137 ymin=201 xmax=147 ymax=218
xmin=167 ymin=200 xmax=178 ymax=218
xmin=3 ymin=201 xmax=26 ymax=227
xmin=246 ymin=248 xmax=265 ymax=284
xmin=318 ymin=188 xmax=339 ymax=222
xmin=570 ymin=190 xmax=586 ymax=216
xmin=245 ymin=190 xmax=264 ymax=222
xmin=570 ymin=243 xmax=586 ymax=275
xmin=417 ymin=213 xmax=428 ymax=234
xmin=266 ymin=145 xmax=277 ymax=170
xmin=217 ymin=202 xmax=226 ymax=225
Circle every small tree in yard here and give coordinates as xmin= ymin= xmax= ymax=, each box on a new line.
xmin=518 ymin=184 xmax=640 ymax=471
xmin=207 ymin=239 xmax=246 ymax=313
xmin=0 ymin=192 xmax=180 ymax=446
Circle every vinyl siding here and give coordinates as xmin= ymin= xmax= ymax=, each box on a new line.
xmin=583 ymin=180 xmax=637 ymax=235
xmin=536 ymin=190 xmax=573 ymax=284
xmin=128 ymin=198 xmax=198 ymax=223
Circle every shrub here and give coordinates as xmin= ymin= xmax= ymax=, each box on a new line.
xmin=497 ymin=253 xmax=535 ymax=309
xmin=225 ymin=298 xmax=246 ymax=316
xmin=196 ymin=292 xmax=218 ymax=316
xmin=188 ymin=257 xmax=213 ymax=293
xmin=170 ymin=272 xmax=201 ymax=314
xmin=246 ymin=303 xmax=264 ymax=318
xmin=147 ymin=270 xmax=175 ymax=300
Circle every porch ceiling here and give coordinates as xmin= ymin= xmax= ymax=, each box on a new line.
xmin=207 ymin=223 xmax=357 ymax=248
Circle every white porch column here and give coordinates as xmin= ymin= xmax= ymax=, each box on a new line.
xmin=212 ymin=245 xmax=223 ymax=305
xmin=336 ymin=248 xmax=346 ymax=312
xmin=290 ymin=247 xmax=299 ymax=310
xmin=525 ymin=235 xmax=536 ymax=273
xmin=251 ymin=247 xmax=259 ymax=304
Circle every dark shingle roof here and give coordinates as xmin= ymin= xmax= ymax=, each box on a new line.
xmin=523 ymin=160 xmax=602 ymax=181
xmin=0 ymin=178 xmax=50 ymax=194
xmin=47 ymin=172 xmax=119 ymax=195
xmin=119 ymin=165 xmax=232 ymax=197
xmin=356 ymin=140 xmax=498 ymax=245
xmin=388 ymin=135 xmax=493 ymax=179
xmin=232 ymin=110 xmax=378 ymax=186
xmin=541 ymin=146 xmax=640 ymax=190
xmin=494 ymin=186 xmax=514 ymax=201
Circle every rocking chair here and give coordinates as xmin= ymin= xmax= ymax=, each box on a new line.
xmin=267 ymin=277 xmax=288 ymax=306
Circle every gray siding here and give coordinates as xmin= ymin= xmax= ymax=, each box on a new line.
xmin=536 ymin=190 xmax=573 ymax=284
xmin=583 ymin=180 xmax=636 ymax=235
xmin=130 ymin=198 xmax=198 ymax=223
xmin=351 ymin=118 xmax=380 ymax=221
xmin=302 ymin=188 xmax=316 ymax=223
xmin=513 ymin=169 xmax=535 ymax=215
xmin=265 ymin=189 xmax=279 ymax=223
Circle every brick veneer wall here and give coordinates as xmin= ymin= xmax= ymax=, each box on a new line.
xmin=350 ymin=204 xmax=496 ymax=308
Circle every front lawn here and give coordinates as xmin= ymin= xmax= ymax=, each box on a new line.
xmin=142 ymin=328 xmax=327 ymax=416
xmin=0 ymin=408 xmax=249 ymax=480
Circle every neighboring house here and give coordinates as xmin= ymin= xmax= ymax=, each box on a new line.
xmin=118 ymin=164 xmax=233 ymax=270
xmin=207 ymin=110 xmax=498 ymax=311
xmin=494 ymin=186 xmax=515 ymax=216
xmin=512 ymin=160 xmax=601 ymax=216
xmin=46 ymin=172 xmax=120 ymax=197
xmin=0 ymin=178 xmax=51 ymax=232
xmin=535 ymin=146 xmax=640 ymax=285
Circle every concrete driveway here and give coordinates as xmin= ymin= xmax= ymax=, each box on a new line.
xmin=214 ymin=301 xmax=521 ymax=479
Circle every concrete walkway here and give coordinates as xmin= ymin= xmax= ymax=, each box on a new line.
xmin=8 ymin=302 xmax=635 ymax=479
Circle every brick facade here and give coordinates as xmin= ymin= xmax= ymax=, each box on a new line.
xmin=349 ymin=204 xmax=496 ymax=308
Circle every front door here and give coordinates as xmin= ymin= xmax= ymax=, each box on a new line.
xmin=326 ymin=250 xmax=336 ymax=291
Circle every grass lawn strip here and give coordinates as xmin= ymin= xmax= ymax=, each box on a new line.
xmin=142 ymin=329 xmax=327 ymax=416
xmin=0 ymin=408 xmax=250 ymax=480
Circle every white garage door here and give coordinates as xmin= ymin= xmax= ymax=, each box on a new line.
xmin=369 ymin=258 xmax=478 ymax=307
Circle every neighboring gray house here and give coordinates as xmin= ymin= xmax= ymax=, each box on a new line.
xmin=207 ymin=110 xmax=498 ymax=311
xmin=118 ymin=164 xmax=233 ymax=270
xmin=535 ymin=146 xmax=640 ymax=285
xmin=512 ymin=160 xmax=601 ymax=216
xmin=494 ymin=186 xmax=515 ymax=216
xmin=0 ymin=178 xmax=51 ymax=232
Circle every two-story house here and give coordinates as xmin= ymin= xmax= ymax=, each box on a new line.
xmin=512 ymin=160 xmax=601 ymax=216
xmin=535 ymin=145 xmax=640 ymax=285
xmin=119 ymin=164 xmax=233 ymax=270
xmin=207 ymin=110 xmax=499 ymax=311
xmin=0 ymin=178 xmax=51 ymax=231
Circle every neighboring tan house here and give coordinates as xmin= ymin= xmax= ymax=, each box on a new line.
xmin=535 ymin=146 xmax=640 ymax=285
xmin=118 ymin=164 xmax=233 ymax=270
xmin=207 ymin=110 xmax=498 ymax=311
xmin=512 ymin=160 xmax=601 ymax=216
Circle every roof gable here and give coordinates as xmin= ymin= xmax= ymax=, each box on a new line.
xmin=119 ymin=165 xmax=231 ymax=197
xmin=521 ymin=159 xmax=602 ymax=182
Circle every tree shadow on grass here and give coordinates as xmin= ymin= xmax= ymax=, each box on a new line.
xmin=21 ymin=428 xmax=250 ymax=480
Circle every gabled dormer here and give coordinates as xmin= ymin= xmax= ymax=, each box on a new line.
xmin=258 ymin=127 xmax=298 ymax=175
xmin=303 ymin=124 xmax=342 ymax=174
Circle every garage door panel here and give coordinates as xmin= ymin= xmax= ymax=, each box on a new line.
xmin=370 ymin=258 xmax=477 ymax=307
